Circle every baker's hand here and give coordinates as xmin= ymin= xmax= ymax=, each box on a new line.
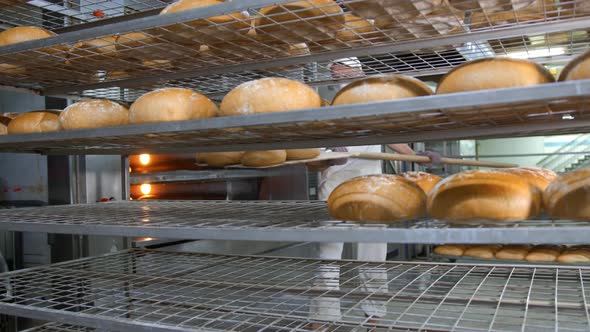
xmin=416 ymin=150 xmax=442 ymax=168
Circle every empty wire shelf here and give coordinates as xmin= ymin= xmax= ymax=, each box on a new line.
xmin=1 ymin=80 xmax=590 ymax=155
xmin=1 ymin=0 xmax=589 ymax=101
xmin=1 ymin=248 xmax=590 ymax=331
xmin=0 ymin=200 xmax=590 ymax=244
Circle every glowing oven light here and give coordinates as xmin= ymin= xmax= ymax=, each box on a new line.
xmin=139 ymin=154 xmax=151 ymax=165
xmin=140 ymin=183 xmax=152 ymax=195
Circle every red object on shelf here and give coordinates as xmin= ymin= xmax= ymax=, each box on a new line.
xmin=92 ymin=10 xmax=105 ymax=18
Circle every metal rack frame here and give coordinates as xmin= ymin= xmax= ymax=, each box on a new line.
xmin=0 ymin=200 xmax=588 ymax=244
xmin=1 ymin=80 xmax=590 ymax=154
xmin=1 ymin=248 xmax=590 ymax=332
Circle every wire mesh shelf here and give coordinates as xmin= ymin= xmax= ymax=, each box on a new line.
xmin=23 ymin=323 xmax=94 ymax=332
xmin=1 ymin=248 xmax=590 ymax=332
xmin=0 ymin=0 xmax=589 ymax=101
xmin=0 ymin=200 xmax=590 ymax=244
xmin=1 ymin=80 xmax=590 ymax=154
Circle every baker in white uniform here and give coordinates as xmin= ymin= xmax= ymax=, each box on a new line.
xmin=308 ymin=143 xmax=414 ymax=329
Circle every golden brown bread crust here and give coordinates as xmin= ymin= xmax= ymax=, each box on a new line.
xmin=129 ymin=88 xmax=217 ymax=124
xmin=544 ymin=168 xmax=590 ymax=220
xmin=336 ymin=14 xmax=378 ymax=42
xmin=559 ymin=49 xmax=590 ymax=81
xmin=427 ymin=170 xmax=541 ymax=222
xmin=434 ymin=244 xmax=466 ymax=256
xmin=160 ymin=0 xmax=249 ymax=23
xmin=0 ymin=116 xmax=8 ymax=135
xmin=198 ymin=152 xmax=245 ymax=167
xmin=286 ymin=149 xmax=321 ymax=160
xmin=499 ymin=167 xmax=557 ymax=192
xmin=495 ymin=245 xmax=531 ymax=260
xmin=219 ymin=78 xmax=321 ymax=116
xmin=400 ymin=172 xmax=442 ymax=194
xmin=0 ymin=26 xmax=55 ymax=46
xmin=332 ymin=74 xmax=433 ymax=105
xmin=557 ymin=248 xmax=590 ymax=264
xmin=257 ymin=0 xmax=344 ymax=28
xmin=327 ymin=174 xmax=427 ymax=223
xmin=463 ymin=245 xmax=501 ymax=259
xmin=241 ymin=150 xmax=287 ymax=167
xmin=60 ymin=100 xmax=129 ymax=130
xmin=436 ymin=58 xmax=554 ymax=94
xmin=526 ymin=245 xmax=563 ymax=262
xmin=7 ymin=111 xmax=61 ymax=134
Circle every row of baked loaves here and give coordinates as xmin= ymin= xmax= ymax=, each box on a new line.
xmin=3 ymin=51 xmax=590 ymax=135
xmin=435 ymin=244 xmax=590 ymax=263
xmin=196 ymin=149 xmax=320 ymax=167
xmin=327 ymin=166 xmax=590 ymax=223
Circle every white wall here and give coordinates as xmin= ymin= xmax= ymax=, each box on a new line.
xmin=477 ymin=137 xmax=545 ymax=167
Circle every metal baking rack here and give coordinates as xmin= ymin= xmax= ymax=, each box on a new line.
xmin=0 ymin=200 xmax=588 ymax=244
xmin=0 ymin=81 xmax=589 ymax=154
xmin=0 ymin=0 xmax=589 ymax=102
xmin=22 ymin=324 xmax=93 ymax=332
xmin=1 ymin=248 xmax=590 ymax=332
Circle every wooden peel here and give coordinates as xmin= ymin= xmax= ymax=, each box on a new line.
xmin=228 ymin=152 xmax=518 ymax=169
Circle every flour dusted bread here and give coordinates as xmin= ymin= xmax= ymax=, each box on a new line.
xmin=332 ymin=74 xmax=432 ymax=105
xmin=526 ymin=245 xmax=563 ymax=262
xmin=434 ymin=244 xmax=466 ymax=256
xmin=60 ymin=100 xmax=129 ymax=130
xmin=286 ymin=149 xmax=321 ymax=160
xmin=327 ymin=174 xmax=427 ymax=223
xmin=198 ymin=151 xmax=244 ymax=167
xmin=219 ymin=78 xmax=321 ymax=116
xmin=463 ymin=245 xmax=501 ymax=259
xmin=495 ymin=245 xmax=531 ymax=260
xmin=436 ymin=58 xmax=554 ymax=94
xmin=241 ymin=150 xmax=287 ymax=167
xmin=7 ymin=111 xmax=61 ymax=134
xmin=129 ymin=88 xmax=217 ymax=124
xmin=400 ymin=172 xmax=442 ymax=194
xmin=427 ymin=170 xmax=541 ymax=222
xmin=559 ymin=50 xmax=590 ymax=81
xmin=0 ymin=26 xmax=55 ymax=46
xmin=544 ymin=168 xmax=590 ymax=220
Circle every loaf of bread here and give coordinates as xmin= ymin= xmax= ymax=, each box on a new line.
xmin=256 ymin=0 xmax=344 ymax=44
xmin=526 ymin=245 xmax=563 ymax=262
xmin=198 ymin=151 xmax=245 ymax=167
xmin=544 ymin=168 xmax=590 ymax=220
xmin=463 ymin=245 xmax=501 ymax=259
xmin=129 ymin=88 xmax=217 ymax=124
xmin=336 ymin=14 xmax=382 ymax=43
xmin=427 ymin=170 xmax=541 ymax=222
xmin=114 ymin=32 xmax=158 ymax=60
xmin=241 ymin=150 xmax=287 ymax=167
xmin=557 ymin=248 xmax=590 ymax=264
xmin=0 ymin=26 xmax=55 ymax=46
xmin=400 ymin=172 xmax=442 ymax=194
xmin=60 ymin=100 xmax=129 ymax=130
xmin=448 ymin=0 xmax=535 ymax=12
xmin=495 ymin=245 xmax=531 ymax=260
xmin=559 ymin=49 xmax=590 ymax=81
xmin=286 ymin=149 xmax=321 ymax=160
xmin=67 ymin=36 xmax=118 ymax=65
xmin=327 ymin=174 xmax=427 ymax=223
xmin=499 ymin=167 xmax=557 ymax=192
xmin=0 ymin=116 xmax=9 ymax=135
xmin=332 ymin=74 xmax=432 ymax=105
xmin=347 ymin=0 xmax=442 ymax=27
xmin=434 ymin=244 xmax=466 ymax=256
xmin=219 ymin=78 xmax=321 ymax=116
xmin=7 ymin=111 xmax=61 ymax=134
xmin=436 ymin=58 xmax=554 ymax=94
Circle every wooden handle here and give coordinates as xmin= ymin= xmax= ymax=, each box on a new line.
xmin=351 ymin=152 xmax=518 ymax=168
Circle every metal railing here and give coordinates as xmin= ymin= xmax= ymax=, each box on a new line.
xmin=537 ymin=133 xmax=590 ymax=172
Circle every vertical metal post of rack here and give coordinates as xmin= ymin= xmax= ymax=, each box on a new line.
xmin=120 ymin=155 xmax=135 ymax=320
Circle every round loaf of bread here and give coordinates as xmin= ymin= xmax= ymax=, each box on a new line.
xmin=436 ymin=58 xmax=554 ymax=94
xmin=0 ymin=116 xmax=9 ymax=135
xmin=160 ymin=0 xmax=249 ymax=24
xmin=0 ymin=26 xmax=55 ymax=46
xmin=327 ymin=174 xmax=427 ymax=223
xmin=499 ymin=167 xmax=557 ymax=192
xmin=463 ymin=245 xmax=501 ymax=259
xmin=434 ymin=244 xmax=466 ymax=256
xmin=400 ymin=172 xmax=442 ymax=194
xmin=129 ymin=88 xmax=217 ymax=124
xmin=219 ymin=78 xmax=321 ymax=116
xmin=286 ymin=148 xmax=321 ymax=160
xmin=241 ymin=150 xmax=287 ymax=167
xmin=336 ymin=14 xmax=380 ymax=42
xmin=495 ymin=245 xmax=531 ymax=260
xmin=332 ymin=74 xmax=432 ymax=105
xmin=198 ymin=151 xmax=245 ymax=167
xmin=557 ymin=249 xmax=590 ymax=264
xmin=544 ymin=168 xmax=590 ymax=220
xmin=427 ymin=170 xmax=541 ymax=222
xmin=559 ymin=50 xmax=590 ymax=81
xmin=60 ymin=100 xmax=129 ymax=130
xmin=7 ymin=111 xmax=61 ymax=134
xmin=526 ymin=245 xmax=563 ymax=262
